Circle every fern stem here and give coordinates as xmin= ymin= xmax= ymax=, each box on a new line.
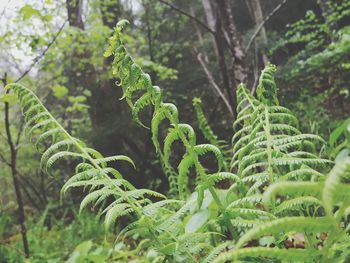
xmin=263 ymin=106 xmax=274 ymax=183
xmin=208 ymin=186 xmax=236 ymax=238
xmin=173 ymin=119 xmax=236 ymax=238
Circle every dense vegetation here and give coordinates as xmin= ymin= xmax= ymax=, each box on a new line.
xmin=1 ymin=0 xmax=350 ymax=262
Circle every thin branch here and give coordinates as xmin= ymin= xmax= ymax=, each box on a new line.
xmin=0 ymin=151 xmax=11 ymax=166
xmin=0 ymin=154 xmax=44 ymax=205
xmin=17 ymin=178 xmax=42 ymax=212
xmin=158 ymin=0 xmax=234 ymax=54
xmin=195 ymin=50 xmax=234 ymax=116
xmin=15 ymin=20 xmax=68 ymax=83
xmin=245 ymin=0 xmax=288 ymax=53
xmin=2 ymin=73 xmax=30 ymax=258
xmin=158 ymin=0 xmax=215 ymax=35
xmin=17 ymin=171 xmax=46 ymax=206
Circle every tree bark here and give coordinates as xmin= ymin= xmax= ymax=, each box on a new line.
xmin=215 ymin=0 xmax=247 ymax=86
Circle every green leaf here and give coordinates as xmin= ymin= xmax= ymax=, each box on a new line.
xmin=0 ymin=93 xmax=17 ymax=104
xmin=330 ymin=118 xmax=350 ymax=146
xmin=335 ymin=149 xmax=349 ymax=162
xmin=185 ymin=209 xmax=209 ymax=233
xmin=51 ymin=85 xmax=68 ymax=99
xmin=67 ymin=240 xmax=93 ymax=263
xmin=158 ymin=242 xmax=177 ymax=255
xmin=20 ymin=4 xmax=41 ymax=20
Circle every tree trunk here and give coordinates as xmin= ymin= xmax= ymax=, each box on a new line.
xmin=66 ymin=0 xmax=84 ymax=29
xmin=249 ymin=0 xmax=268 ymax=65
xmin=2 ymin=75 xmax=30 ymax=258
xmin=201 ymin=0 xmax=236 ymax=117
xmin=215 ymin=0 xmax=247 ymax=86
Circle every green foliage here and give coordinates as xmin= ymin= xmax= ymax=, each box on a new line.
xmin=192 ymin=98 xmax=230 ymax=165
xmin=1 ymin=211 xmax=107 ymax=263
xmin=329 ymin=118 xmax=350 ymax=160
xmin=220 ymin=63 xmax=350 ymax=262
xmin=270 ymin=0 xmax=350 ymax=135
xmin=4 ymin=83 xmax=167 ymax=237
xmin=4 ymin=18 xmax=350 ymax=262
xmin=106 ymin=21 xmax=235 ymax=213
xmin=5 ymin=81 xmax=221 ymax=261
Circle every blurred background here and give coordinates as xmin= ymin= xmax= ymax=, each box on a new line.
xmin=0 ymin=0 xmax=349 ymax=261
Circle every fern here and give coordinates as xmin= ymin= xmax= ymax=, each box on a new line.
xmin=193 ymin=97 xmax=230 ymax=166
xmin=229 ymin=64 xmax=330 ymax=221
xmin=4 ymin=83 xmax=185 ymax=257
xmin=106 ymin=21 xmax=231 ymax=196
xmin=106 ymin=20 xmax=237 ymax=238
xmin=212 ymin=65 xmax=350 ymax=262
xmin=7 ymin=20 xmax=350 ymax=262
xmin=222 ymin=158 xmax=350 ymax=262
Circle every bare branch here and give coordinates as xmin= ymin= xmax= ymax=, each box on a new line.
xmin=15 ymin=20 xmax=68 ymax=82
xmin=0 ymin=150 xmax=11 ymax=166
xmin=158 ymin=0 xmax=215 ymax=35
xmin=245 ymin=0 xmax=288 ymax=53
xmin=195 ymin=50 xmax=234 ymax=116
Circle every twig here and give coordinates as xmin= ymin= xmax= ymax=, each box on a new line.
xmin=158 ymin=0 xmax=234 ymax=54
xmin=158 ymin=0 xmax=215 ymax=35
xmin=0 ymin=151 xmax=11 ymax=166
xmin=195 ymin=51 xmax=234 ymax=116
xmin=15 ymin=20 xmax=67 ymax=82
xmin=245 ymin=0 xmax=288 ymax=53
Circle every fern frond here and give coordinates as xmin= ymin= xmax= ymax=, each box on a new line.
xmin=164 ymin=124 xmax=196 ymax=164
xmin=323 ymin=157 xmax=350 ymax=216
xmin=237 ymin=217 xmax=329 ymax=247
xmin=214 ymin=247 xmax=320 ymax=263
xmin=108 ymin=22 xmax=232 ymax=212
xmin=194 ymin=144 xmax=224 ymax=170
xmin=262 ymin=181 xmax=323 ymax=204
xmin=157 ymin=198 xmax=196 ymax=231
xmin=203 ymin=242 xmax=231 ymax=263
xmin=274 ymin=196 xmax=322 ymax=214
xmin=226 ymin=208 xmax=276 ymax=219
xmin=94 ymin=155 xmax=135 ymax=168
xmin=6 ymin=83 xmax=172 ymax=250
xmin=236 ymin=217 xmax=330 ymax=248
xmin=105 ymin=204 xmax=134 ymax=230
xmin=193 ymin=98 xmax=229 ymax=165
xmin=256 ymin=63 xmax=278 ymax=106
xmin=143 ymin=200 xmax=183 ymax=216
xmin=227 ymin=195 xmax=262 ymax=209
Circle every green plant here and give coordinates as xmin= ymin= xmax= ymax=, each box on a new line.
xmin=4 ymin=19 xmax=350 ymax=263
xmin=105 ymin=20 xmax=238 ymax=237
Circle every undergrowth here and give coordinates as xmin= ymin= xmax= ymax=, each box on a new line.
xmin=3 ymin=20 xmax=350 ymax=262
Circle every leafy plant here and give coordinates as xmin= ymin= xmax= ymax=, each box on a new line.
xmin=105 ymin=20 xmax=237 ymax=236
xmin=4 ymin=19 xmax=350 ymax=263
